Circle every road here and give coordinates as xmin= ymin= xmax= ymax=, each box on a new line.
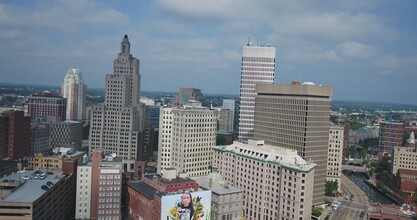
xmin=326 ymin=174 xmax=369 ymax=220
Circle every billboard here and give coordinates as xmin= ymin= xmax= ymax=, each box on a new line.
xmin=161 ymin=190 xmax=211 ymax=220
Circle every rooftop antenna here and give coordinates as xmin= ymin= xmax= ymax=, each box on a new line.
xmin=247 ymin=36 xmax=251 ymax=46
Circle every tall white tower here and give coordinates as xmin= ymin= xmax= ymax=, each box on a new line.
xmin=61 ymin=69 xmax=87 ymax=121
xmin=89 ymin=35 xmax=145 ymax=171
xmin=238 ymin=42 xmax=276 ymax=141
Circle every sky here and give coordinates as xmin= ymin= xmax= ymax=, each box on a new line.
xmin=0 ymin=0 xmax=416 ymax=105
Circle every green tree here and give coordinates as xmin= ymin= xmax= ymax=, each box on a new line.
xmin=412 ymin=192 xmax=417 ymax=204
xmin=325 ymin=180 xmax=339 ymax=196
xmin=350 ymin=121 xmax=365 ymax=130
xmin=311 ymin=206 xmax=324 ymax=217
xmin=348 ymin=146 xmax=356 ymax=158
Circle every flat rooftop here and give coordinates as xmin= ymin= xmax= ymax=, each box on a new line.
xmin=143 ymin=174 xmax=195 ymax=185
xmin=0 ymin=169 xmax=63 ymax=203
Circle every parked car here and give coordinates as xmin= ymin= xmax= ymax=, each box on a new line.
xmin=360 ymin=211 xmax=365 ymax=218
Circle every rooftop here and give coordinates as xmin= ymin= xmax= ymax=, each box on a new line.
xmin=0 ymin=169 xmax=64 ymax=202
xmin=143 ymin=174 xmax=195 ymax=185
xmin=194 ymin=171 xmax=242 ymax=195
xmin=128 ymin=181 xmax=158 ymax=199
xmin=214 ymin=140 xmax=316 ymax=172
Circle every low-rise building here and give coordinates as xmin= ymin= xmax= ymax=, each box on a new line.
xmin=128 ymin=169 xmax=211 ymax=220
xmin=0 ymin=169 xmax=75 ymax=220
xmin=194 ymin=168 xmax=243 ymax=220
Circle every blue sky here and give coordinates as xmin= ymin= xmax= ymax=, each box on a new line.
xmin=0 ymin=0 xmax=416 ymax=104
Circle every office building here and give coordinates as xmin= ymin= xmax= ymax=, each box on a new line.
xmin=157 ymin=107 xmax=173 ymax=173
xmin=0 ymin=169 xmax=75 ymax=220
xmin=89 ymin=35 xmax=146 ymax=171
xmin=7 ymin=110 xmax=31 ymax=160
xmin=218 ymin=108 xmax=233 ymax=132
xmin=392 ymin=132 xmax=417 ymax=175
xmin=75 ymin=151 xmax=123 ymax=220
xmin=194 ymin=168 xmax=243 ymax=220
xmin=379 ymin=121 xmax=404 ymax=157
xmin=253 ymin=82 xmax=333 ymax=205
xmin=171 ymin=107 xmax=217 ymax=177
xmin=238 ymin=42 xmax=276 ymax=141
xmin=330 ymin=112 xmax=350 ymax=157
xmin=327 ymin=124 xmax=344 ymax=191
xmin=213 ymin=140 xmax=316 ymax=220
xmin=30 ymin=122 xmax=50 ymax=155
xmin=157 ymin=106 xmax=217 ymax=177
xmin=223 ymin=99 xmax=235 ymax=131
xmin=0 ymin=112 xmax=8 ymax=158
xmin=50 ymin=120 xmax=83 ymax=150
xmin=61 ymin=68 xmax=87 ymax=122
xmin=27 ymin=91 xmax=67 ymax=121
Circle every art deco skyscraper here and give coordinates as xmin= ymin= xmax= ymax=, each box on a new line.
xmin=238 ymin=42 xmax=276 ymax=141
xmin=254 ymin=82 xmax=333 ymax=205
xmin=89 ymin=35 xmax=145 ymax=171
xmin=61 ymin=69 xmax=87 ymax=121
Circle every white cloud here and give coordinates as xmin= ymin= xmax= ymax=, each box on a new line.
xmin=337 ymin=42 xmax=376 ymax=59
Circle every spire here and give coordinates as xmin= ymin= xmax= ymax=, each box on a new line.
xmin=120 ymin=34 xmax=130 ymax=54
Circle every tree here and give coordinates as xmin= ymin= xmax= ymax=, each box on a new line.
xmin=311 ymin=206 xmax=324 ymax=217
xmin=325 ymin=180 xmax=339 ymax=196
xmin=348 ymin=146 xmax=356 ymax=158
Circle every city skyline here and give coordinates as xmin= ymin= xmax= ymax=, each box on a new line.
xmin=0 ymin=1 xmax=416 ymax=105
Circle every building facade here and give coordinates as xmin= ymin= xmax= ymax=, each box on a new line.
xmin=30 ymin=122 xmax=50 ymax=155
xmin=253 ymin=82 xmax=332 ymax=205
xmin=194 ymin=168 xmax=243 ymax=220
xmin=76 ymin=151 xmax=123 ymax=220
xmin=170 ymin=107 xmax=217 ymax=177
xmin=330 ymin=112 xmax=350 ymax=157
xmin=61 ymin=68 xmax=87 ymax=122
xmin=172 ymin=87 xmax=204 ymax=107
xmin=27 ymin=91 xmax=67 ymax=121
xmin=0 ymin=112 xmax=9 ymax=158
xmin=127 ymin=169 xmax=202 ymax=220
xmin=379 ymin=121 xmax=404 ymax=157
xmin=219 ymin=108 xmax=233 ymax=132
xmin=157 ymin=107 xmax=173 ymax=173
xmin=89 ymin=35 xmax=146 ymax=171
xmin=327 ymin=124 xmax=344 ymax=191
xmin=213 ymin=140 xmax=315 ymax=220
xmin=238 ymin=43 xmax=276 ymax=141
xmin=392 ymin=132 xmax=417 ymax=175
xmin=222 ymin=99 xmax=235 ymax=131
xmin=0 ymin=169 xmax=75 ymax=220
xmin=50 ymin=121 xmax=83 ymax=149
xmin=8 ymin=110 xmax=31 ymax=159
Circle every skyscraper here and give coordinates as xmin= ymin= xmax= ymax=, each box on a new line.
xmin=61 ymin=68 xmax=87 ymax=122
xmin=253 ymin=82 xmax=333 ymax=205
xmin=238 ymin=42 xmax=276 ymax=141
xmin=89 ymin=35 xmax=145 ymax=171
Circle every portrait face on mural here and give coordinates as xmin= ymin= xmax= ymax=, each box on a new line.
xmin=162 ymin=191 xmax=211 ymax=220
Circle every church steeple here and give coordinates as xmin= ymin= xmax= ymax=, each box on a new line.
xmin=121 ymin=34 xmax=130 ymax=54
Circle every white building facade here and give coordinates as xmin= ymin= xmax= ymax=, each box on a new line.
xmin=89 ymin=35 xmax=145 ymax=171
xmin=76 ymin=162 xmax=92 ymax=219
xmin=61 ymin=68 xmax=87 ymax=121
xmin=213 ymin=140 xmax=315 ymax=220
xmin=157 ymin=107 xmax=173 ymax=173
xmin=171 ymin=107 xmax=217 ymax=177
xmin=238 ymin=44 xmax=276 ymax=141
xmin=327 ymin=124 xmax=344 ymax=191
